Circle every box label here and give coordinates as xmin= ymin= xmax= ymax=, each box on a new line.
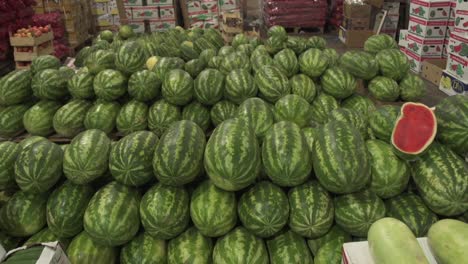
xmin=409 ymin=16 xmax=448 ymax=38
xmin=407 ymin=33 xmax=444 ymax=56
xmin=159 ymin=5 xmax=176 ymax=19
xmin=447 ymin=52 xmax=468 ymax=80
xmin=454 ymin=9 xmax=468 ymax=34
xmin=149 ymin=19 xmax=176 ymax=31
xmin=128 ymin=21 xmax=145 ymax=33
xmin=409 ymin=0 xmax=451 ymax=20
xmin=439 ymin=70 xmax=468 ymax=95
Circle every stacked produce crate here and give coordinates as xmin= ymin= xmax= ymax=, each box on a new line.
xmin=339 ymin=1 xmax=374 ymax=47
xmin=263 ymin=0 xmax=328 ymax=30
xmin=94 ymin=0 xmax=123 ymax=31
xmin=10 ymin=26 xmax=54 ymax=69
xmin=180 ymin=0 xmax=240 ymax=29
xmin=220 ymin=9 xmax=243 ymax=44
xmin=123 ymin=0 xmax=178 ymax=33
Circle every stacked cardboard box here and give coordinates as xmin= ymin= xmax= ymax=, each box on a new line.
xmin=180 ymin=0 xmax=240 ymax=29
xmin=380 ymin=1 xmax=400 ymax=38
xmin=94 ymin=0 xmax=122 ymax=31
xmin=263 ymin=0 xmax=328 ymax=29
xmin=220 ymin=9 xmax=243 ymax=44
xmin=339 ymin=2 xmax=374 ymax=48
xmin=10 ymin=29 xmax=54 ymax=69
xmin=123 ymin=0 xmax=178 ymax=33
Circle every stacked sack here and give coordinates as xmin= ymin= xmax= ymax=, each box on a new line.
xmin=263 ymin=0 xmax=328 ymax=29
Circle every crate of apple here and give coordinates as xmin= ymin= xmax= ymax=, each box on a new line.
xmin=13 ymin=25 xmax=51 ymax=38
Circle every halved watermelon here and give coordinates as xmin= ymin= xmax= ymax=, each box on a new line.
xmin=391 ymin=102 xmax=437 ymax=160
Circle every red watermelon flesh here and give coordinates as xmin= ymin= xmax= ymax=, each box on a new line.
xmin=392 ymin=102 xmax=437 ymax=155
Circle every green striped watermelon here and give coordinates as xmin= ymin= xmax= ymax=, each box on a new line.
xmin=32 ymin=69 xmax=68 ymax=100
xmin=190 ymin=180 xmax=237 ymax=237
xmin=238 ymin=181 xmax=289 ymax=238
xmin=184 ymin=59 xmax=205 ymax=78
xmin=286 ymin=37 xmax=308 ymax=55
xmin=435 ymin=95 xmax=468 ymax=156
xmin=199 ymin=49 xmax=217 ymax=65
xmin=53 ymin=100 xmax=92 ymax=137
xmin=251 ymin=45 xmax=269 ymax=59
xmin=267 ymin=230 xmax=313 ymax=264
xmin=18 ymin=136 xmax=47 ymax=150
xmin=225 ymin=69 xmax=257 ymax=104
xmin=262 ymin=121 xmax=312 ymax=186
xmin=237 ymin=44 xmax=253 ymax=57
xmin=116 ymin=100 xmax=148 ymax=135
xmin=153 ymin=120 xmax=206 ymax=186
xmin=265 ymin=36 xmax=286 ymax=55
xmin=84 ymin=100 xmax=121 ymax=134
xmin=153 ymin=57 xmax=185 ymax=80
xmin=341 ymin=94 xmax=376 ymax=117
xmin=0 ymin=104 xmax=30 ymax=137
xmin=309 ymin=93 xmax=339 ymax=125
xmin=290 ymin=74 xmax=316 ymax=103
xmin=313 ymin=121 xmax=370 ymax=194
xmin=120 ymin=233 xmax=167 ymax=264
xmin=0 ymin=141 xmax=21 ymax=189
xmin=128 ymin=70 xmax=161 ymax=102
xmin=0 ymin=191 xmax=47 ymax=237
xmin=84 ymin=181 xmax=140 ymax=246
xmin=0 ymin=69 xmax=32 ymax=106
xmin=74 ymin=46 xmax=94 ymax=68
xmin=289 ymin=180 xmax=334 ymax=238
xmin=268 ymin=26 xmax=287 ymax=40
xmin=299 ymin=48 xmax=329 ymax=78
xmin=411 ymin=142 xmax=468 ymax=216
xmin=399 ymin=74 xmax=425 ymax=102
xmin=208 ymin=56 xmax=223 ymax=69
xmin=251 ymin=54 xmax=274 ymax=73
xmin=219 ymin=46 xmax=235 ymax=56
xmin=24 ymin=227 xmax=70 ymax=249
xmin=236 ymin=97 xmax=274 ymax=138
xmin=323 ymin=48 xmax=340 ymax=67
xmin=212 ymin=227 xmax=268 ymax=264
xmin=273 ymin=48 xmax=298 ymax=77
xmin=46 ymin=181 xmax=94 ymax=238
xmin=31 ymin=55 xmax=61 ymax=75
xmin=255 ymin=65 xmax=290 ymax=103
xmin=321 ymin=67 xmax=357 ymax=99
xmin=368 ymin=76 xmax=400 ymax=101
xmin=85 ymin=49 xmax=116 ymax=75
xmin=313 ymin=238 xmax=343 ymax=264
xmin=182 ymin=101 xmax=211 ymax=131
xmin=364 ymin=34 xmax=398 ymax=54
xmin=334 ymin=190 xmax=386 ymax=237
xmin=93 ymin=69 xmax=127 ymax=101
xmin=109 ymin=131 xmax=158 ymax=187
xmin=148 ymin=99 xmax=181 ymax=137
xmin=194 ymin=68 xmax=225 ymax=105
xmin=115 ymin=41 xmax=146 ymax=75
xmin=194 ymin=36 xmax=217 ymax=51
xmin=210 ymin=100 xmax=238 ymax=127
xmin=23 ymin=101 xmax=62 ymax=136
xmin=339 ymin=51 xmax=379 ymax=80
xmin=368 ymin=105 xmax=400 ymax=142
xmin=180 ymin=41 xmax=200 ymax=61
xmin=376 ymin=49 xmax=410 ymax=81
xmin=167 ymin=227 xmax=213 ymax=264
xmin=308 ymin=36 xmax=327 ymax=49
xmin=67 ymin=231 xmax=118 ymax=264
xmin=14 ymin=140 xmax=63 ymax=193
xmin=204 ymin=118 xmax=261 ymax=191
xmin=307 ymin=225 xmax=351 ymax=255
xmin=274 ymin=94 xmax=311 ymax=128
xmin=140 ymin=183 xmax=190 ymax=240
xmin=219 ymin=52 xmax=251 ymax=75
xmin=63 ymin=129 xmax=111 ymax=184
xmin=329 ymin=108 xmax=368 ymax=140
xmin=162 ymin=69 xmax=193 ymax=106
xmin=68 ymin=71 xmax=95 ymax=99
xmin=302 ymin=127 xmax=317 ymax=152
xmin=232 ymin=33 xmax=250 ymax=48
xmin=385 ymin=193 xmax=438 ymax=237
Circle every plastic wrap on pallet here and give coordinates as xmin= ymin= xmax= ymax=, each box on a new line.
xmin=263 ymin=0 xmax=328 ymax=27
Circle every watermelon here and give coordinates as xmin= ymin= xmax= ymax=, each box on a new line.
xmin=190 ymin=180 xmax=237 ymax=237
xmin=23 ymin=101 xmax=62 ymax=136
xmin=204 ymin=118 xmax=261 ymax=191
xmin=267 ymin=230 xmax=313 ymax=264
xmin=0 ymin=191 xmax=47 ymax=237
xmin=18 ymin=136 xmax=48 ymax=150
xmin=24 ymin=227 xmax=70 ymax=249
xmin=308 ymin=36 xmax=327 ymax=49
xmin=47 ymin=181 xmax=94 ymax=238
xmin=268 ymin=25 xmax=287 ymax=40
xmin=184 ymin=58 xmax=205 ymax=77
xmin=0 ymin=142 xmax=21 ymax=189
xmin=255 ymin=65 xmax=290 ymax=103
xmin=115 ymin=41 xmax=146 ymax=75
xmin=63 ymin=129 xmax=111 ymax=184
xmin=251 ymin=54 xmax=274 ymax=73
xmin=128 ymin=70 xmax=161 ymax=102
xmin=399 ymin=74 xmax=425 ymax=101
xmin=162 ymin=69 xmax=193 ymax=106
xmin=121 ymin=233 xmax=167 ymax=264
xmin=274 ymin=94 xmax=311 ymax=128
xmin=391 ymin=103 xmax=437 ymax=159
xmin=93 ymin=69 xmax=127 ymax=101
xmin=0 ymin=104 xmax=29 ymax=137
xmin=302 ymin=127 xmax=317 ymax=152
xmin=140 ymin=183 xmax=190 ymax=240
xmin=199 ymin=49 xmax=217 ymax=65
xmin=289 ymin=180 xmax=334 ymax=238
xmin=435 ymin=95 xmax=468 ymax=156
xmin=341 ymin=94 xmax=376 ymax=117
xmin=14 ymin=140 xmax=63 ymax=193
xmin=0 ymin=69 xmax=32 ymax=106
xmin=323 ymin=48 xmax=340 ymax=66
xmin=237 ymin=44 xmax=253 ymax=57
xmin=368 ymin=105 xmax=400 ymax=142
xmin=75 ymin=46 xmax=94 ymax=68
xmin=321 ymin=67 xmax=357 ymax=99
xmin=262 ymin=121 xmax=312 ymax=186
xmin=219 ymin=46 xmax=235 ymax=56
xmin=194 ymin=37 xmax=217 ymax=52
xmin=109 ymin=131 xmax=158 ymax=187
xmin=250 ymin=37 xmax=262 ymax=47
xmin=273 ymin=48 xmax=299 ymax=77
xmin=307 ymin=225 xmax=351 ymax=255
xmin=329 ymin=108 xmax=368 ymax=140
xmin=167 ymin=227 xmax=213 ymax=264
xmin=180 ymin=41 xmax=200 ymax=61
xmin=53 ymin=100 xmax=92 ymax=137
xmin=286 ymin=37 xmax=308 ymax=55
xmin=366 ymin=139 xmax=410 ymax=198
xmin=339 ymin=51 xmax=379 ymax=80
xmin=148 ymin=99 xmax=181 ymax=137
xmin=313 ymin=121 xmax=370 ymax=194
xmin=210 ymin=100 xmax=238 ymax=127
xmin=67 ymin=231 xmax=118 ymax=264
xmin=219 ymin=52 xmax=251 ymax=75
xmin=153 ymin=57 xmax=185 ymax=80
xmin=99 ymin=30 xmax=114 ymax=42
xmin=411 ymin=142 xmax=468 ymax=216
xmin=232 ymin=33 xmax=250 ymax=48
xmin=182 ymin=101 xmax=211 ymax=131
xmin=59 ymin=66 xmax=74 ymax=79
xmin=212 ymin=227 xmax=268 ymax=264
xmin=376 ymin=49 xmax=410 ymax=81
xmin=68 ymin=71 xmax=95 ymax=99
xmin=116 ymin=100 xmax=148 ymax=135
xmin=85 ymin=49 xmax=116 ymax=75
xmin=225 ymin=69 xmax=257 ymax=104
xmin=265 ymin=36 xmax=286 ymax=55
xmin=427 ymin=219 xmax=468 ymax=264
xmin=309 ymin=93 xmax=339 ymax=125
xmin=84 ymin=100 xmax=121 ymax=134
xmin=368 ymin=76 xmax=400 ymax=101
xmin=236 ymin=97 xmax=274 ymax=138
xmin=153 ymin=120 xmax=206 ymax=186
xmin=119 ymin=25 xmax=135 ymax=39
xmin=313 ymin=238 xmax=344 ymax=264
xmin=290 ymin=74 xmax=316 ymax=103
xmin=299 ymin=48 xmax=329 ymax=78
xmin=194 ymin=68 xmax=225 ymax=105
xmin=208 ymin=56 xmax=223 ymax=69
xmin=146 ymin=56 xmax=159 ymax=71
xmin=238 ymin=181 xmax=289 ymax=238
xmin=32 ymin=69 xmax=68 ymax=100
xmin=251 ymin=45 xmax=269 ymax=59
xmin=364 ymin=34 xmax=398 ymax=54
xmin=385 ymin=193 xmax=438 ymax=237
xmin=334 ymin=190 xmax=386 ymax=237
xmin=31 ymin=55 xmax=61 ymax=75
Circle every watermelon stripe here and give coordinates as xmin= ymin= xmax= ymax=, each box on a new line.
xmin=0 ymin=142 xmax=21 ymax=189
xmin=167 ymin=227 xmax=213 ymax=263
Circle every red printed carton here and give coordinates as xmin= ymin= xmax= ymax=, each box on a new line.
xmin=448 ymin=32 xmax=468 ymax=58
xmin=409 ymin=0 xmax=451 ymax=20
xmin=407 ymin=33 xmax=444 ymax=57
xmin=454 ymin=9 xmax=468 ymax=34
xmin=447 ymin=52 xmax=468 ymax=80
xmin=406 ymin=48 xmax=432 ymax=73
xmin=408 ymin=16 xmax=448 ymax=39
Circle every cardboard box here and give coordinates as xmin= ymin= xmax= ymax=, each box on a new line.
xmin=449 ymin=1 xmax=456 ymax=20
xmin=9 ymin=31 xmax=54 ymax=46
xmin=422 ymin=58 xmax=447 ymax=85
xmin=123 ymin=0 xmax=143 ymax=6
xmin=159 ymin=5 xmax=176 ymax=19
xmin=14 ymin=42 xmax=54 ymax=61
xmin=443 ymin=38 xmax=449 ymax=57
xmin=93 ymin=2 xmax=108 ymax=15
xmin=222 ymin=9 xmax=243 ymax=33
xmin=96 ymin=14 xmax=113 ymax=26
xmin=132 ymin=6 xmax=159 ymax=19
xmin=381 ymin=29 xmax=398 ymax=38
xmin=408 ymin=16 xmax=448 ymax=39
xmin=383 ymin=2 xmax=400 ymax=16
xmin=0 ymin=242 xmax=70 ymax=264
xmin=186 ymin=1 xmax=219 ymax=13
xmin=364 ymin=0 xmax=384 ymax=8
xmin=406 ymin=48 xmax=431 ymax=73
xmin=399 ymin=29 xmax=409 ymax=46
xmin=147 ymin=0 xmax=175 ymax=5
xmin=149 ymin=19 xmax=177 ymax=32
xmin=456 ymin=0 xmax=468 ymax=11
xmin=382 ymin=15 xmax=399 ymax=30
xmin=447 ymin=52 xmax=468 ymax=80
xmin=342 ymin=17 xmax=370 ymax=30
xmin=454 ymin=10 xmax=468 ymax=34
xmin=339 ymin=27 xmax=375 ymax=48
xmin=219 ymin=0 xmax=239 ymax=11
xmin=128 ymin=20 xmax=146 ymax=33
xmin=407 ymin=33 xmax=444 ymax=57
xmin=409 ymin=0 xmax=451 ymax=20
xmin=107 ymin=0 xmax=119 ymax=15
xmin=447 ymin=32 xmax=468 ymax=58
xmin=439 ymin=70 xmax=468 ymax=95
xmin=446 ymin=20 xmax=455 ymax=37
xmin=344 ymin=3 xmax=372 ymax=18
xmin=124 ymin=6 xmax=133 ymax=20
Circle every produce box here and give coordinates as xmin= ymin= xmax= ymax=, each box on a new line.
xmin=123 ymin=0 xmax=144 ymax=6
xmin=149 ymin=19 xmax=177 ymax=32
xmin=339 ymin=27 xmax=374 ymax=48
xmin=408 ymin=16 xmax=448 ymax=39
xmin=443 ymin=38 xmax=449 ymax=57
xmin=218 ymin=0 xmax=239 ymax=11
xmin=381 ymin=29 xmax=397 ymax=38
xmin=96 ymin=14 xmax=113 ymax=26
xmin=343 ymin=3 xmax=371 ymax=18
xmin=221 ymin=9 xmax=243 ymax=33
xmin=447 ymin=52 xmax=468 ymax=80
xmin=132 ymin=6 xmax=159 ymax=19
xmin=9 ymin=31 xmax=54 ymax=46
xmin=128 ymin=20 xmax=146 ymax=33
xmin=405 ymin=48 xmax=431 ymax=73
xmin=409 ymin=0 xmax=451 ymax=20
xmin=107 ymin=0 xmax=119 ymax=15
xmin=399 ymin=29 xmax=409 ymax=46
xmin=159 ymin=5 xmax=176 ymax=19
xmin=0 ymin=242 xmax=70 ymax=264
xmin=446 ymin=20 xmax=455 ymax=37
xmin=421 ymin=58 xmax=447 ymax=85
xmin=92 ymin=2 xmax=108 ymax=15
xmin=439 ymin=69 xmax=468 ymax=95
xmin=185 ymin=1 xmax=219 ymax=13
xmin=14 ymin=41 xmax=54 ymax=61
xmin=447 ymin=32 xmax=468 ymax=58
xmin=449 ymin=0 xmax=456 ymax=20
xmin=147 ymin=0 xmax=175 ymax=6
xmin=342 ymin=17 xmax=370 ymax=30
xmin=454 ymin=9 xmax=468 ymax=34
xmin=407 ymin=33 xmax=444 ymax=57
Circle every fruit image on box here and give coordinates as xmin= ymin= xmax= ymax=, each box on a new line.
xmin=409 ymin=17 xmax=448 ymax=38
xmin=128 ymin=21 xmax=146 ymax=33
xmin=187 ymin=1 xmax=219 ymax=13
xmin=147 ymin=0 xmax=175 ymax=6
xmin=439 ymin=70 xmax=468 ymax=95
xmin=219 ymin=0 xmax=238 ymax=11
xmin=132 ymin=7 xmax=159 ymax=19
xmin=409 ymin=0 xmax=451 ymax=20
xmin=159 ymin=5 xmax=176 ymax=19
xmin=407 ymin=34 xmax=444 ymax=57
xmin=123 ymin=0 xmax=144 ymax=6
xmin=406 ymin=48 xmax=430 ymax=73
xmin=449 ymin=1 xmax=456 ymax=20
xmin=399 ymin=30 xmax=409 ymax=46
xmin=447 ymin=52 xmax=468 ymax=80
xmin=448 ymin=32 xmax=468 ymax=58
xmin=149 ymin=19 xmax=177 ymax=32
xmin=454 ymin=10 xmax=468 ymax=34
xmin=443 ymin=39 xmax=449 ymax=57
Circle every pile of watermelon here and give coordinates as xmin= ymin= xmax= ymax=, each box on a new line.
xmin=0 ymin=25 xmax=466 ymax=263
